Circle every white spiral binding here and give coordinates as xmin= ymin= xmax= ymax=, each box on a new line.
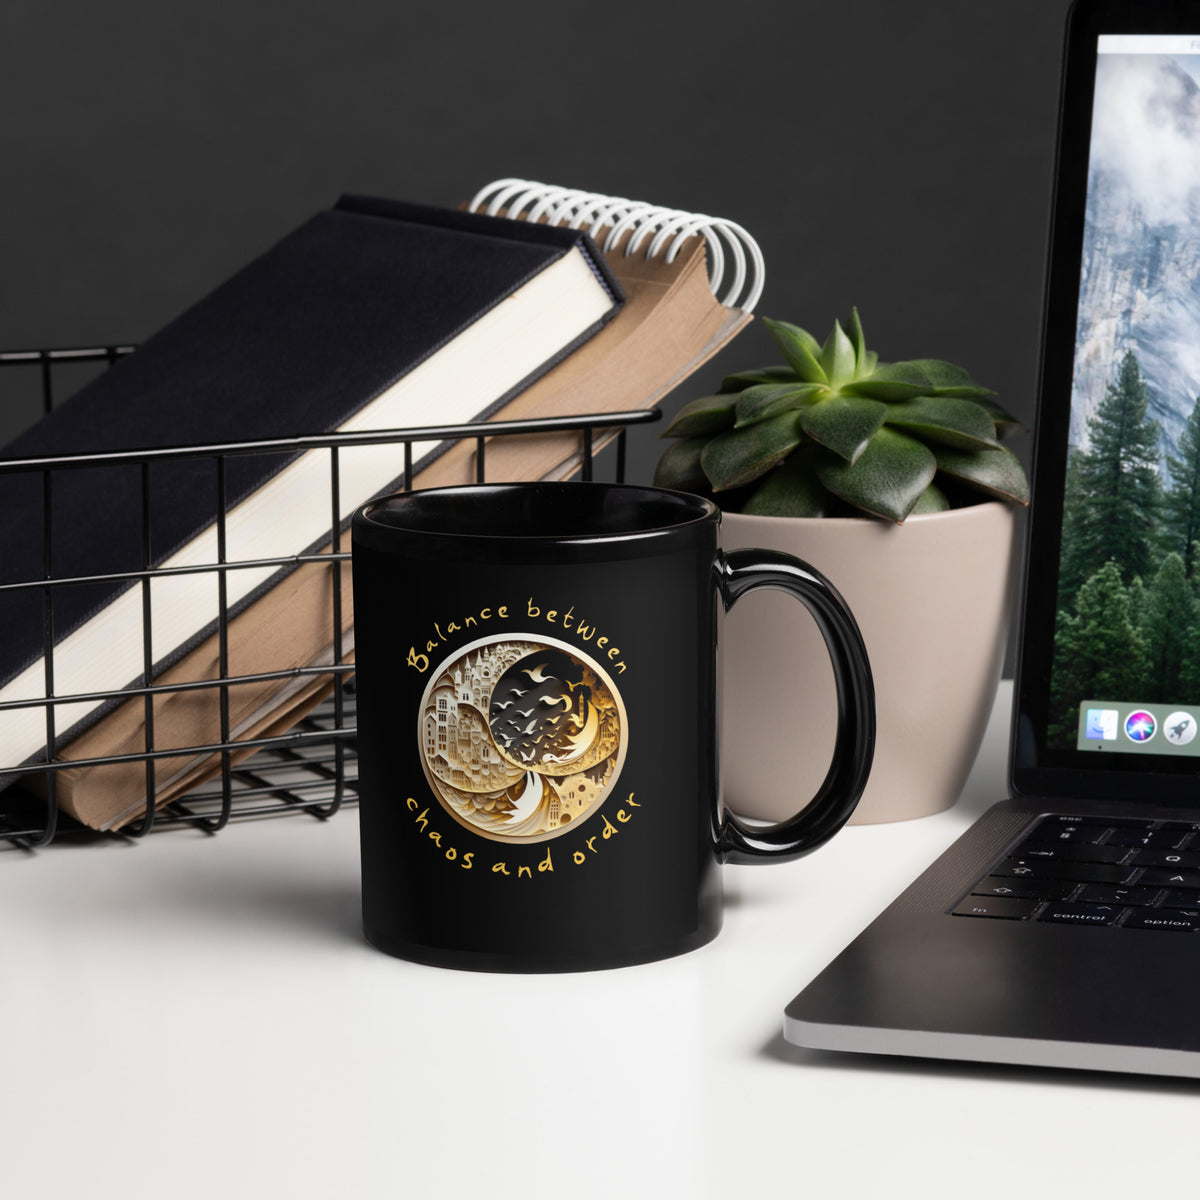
xmin=466 ymin=178 xmax=765 ymax=312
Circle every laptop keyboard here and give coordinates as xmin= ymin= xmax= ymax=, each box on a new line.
xmin=952 ymin=814 xmax=1200 ymax=930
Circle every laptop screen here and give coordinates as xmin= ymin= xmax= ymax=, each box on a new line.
xmin=1056 ymin=34 xmax=1200 ymax=758
xmin=1015 ymin=4 xmax=1200 ymax=799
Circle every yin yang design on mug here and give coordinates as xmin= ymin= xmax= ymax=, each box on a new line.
xmin=417 ymin=635 xmax=628 ymax=843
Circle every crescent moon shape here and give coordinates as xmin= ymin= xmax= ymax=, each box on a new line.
xmin=543 ymin=702 xmax=598 ymax=766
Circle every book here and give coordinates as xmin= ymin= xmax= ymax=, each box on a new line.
xmin=24 ymin=550 xmax=354 ymax=830
xmin=25 ymin=180 xmax=762 ymax=830
xmin=0 ymin=193 xmax=623 ymax=814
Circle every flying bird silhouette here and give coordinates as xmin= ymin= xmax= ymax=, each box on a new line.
xmin=522 ymin=663 xmax=556 ymax=684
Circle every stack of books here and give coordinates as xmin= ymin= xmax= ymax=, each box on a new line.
xmin=0 ymin=179 xmax=764 ymax=831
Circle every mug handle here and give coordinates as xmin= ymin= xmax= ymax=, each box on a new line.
xmin=714 ymin=548 xmax=876 ymax=865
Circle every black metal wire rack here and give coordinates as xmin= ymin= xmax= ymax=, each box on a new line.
xmin=0 ymin=345 xmax=659 ymax=849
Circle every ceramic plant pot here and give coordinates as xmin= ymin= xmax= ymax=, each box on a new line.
xmin=719 ymin=501 xmax=1018 ymax=824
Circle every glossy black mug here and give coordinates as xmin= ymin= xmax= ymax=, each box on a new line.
xmin=351 ymin=482 xmax=875 ymax=972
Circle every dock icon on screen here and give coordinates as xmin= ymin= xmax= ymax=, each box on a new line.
xmin=1085 ymin=708 xmax=1119 ymax=741
xmin=1164 ymin=712 xmax=1197 ymax=746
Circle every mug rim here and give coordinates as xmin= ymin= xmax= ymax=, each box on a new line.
xmin=353 ymin=481 xmax=720 ymax=546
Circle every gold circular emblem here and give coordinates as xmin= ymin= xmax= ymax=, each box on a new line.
xmin=417 ymin=634 xmax=628 ymax=844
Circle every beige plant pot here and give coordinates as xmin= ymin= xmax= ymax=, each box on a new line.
xmin=719 ymin=502 xmax=1018 ymax=824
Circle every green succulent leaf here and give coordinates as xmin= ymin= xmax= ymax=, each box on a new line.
xmin=906 ymin=358 xmax=995 ymax=398
xmin=652 ymin=437 xmax=710 ymax=492
xmin=661 ymin=394 xmax=737 ymax=438
xmin=700 ymin=412 xmax=804 ymax=491
xmin=974 ymin=396 xmax=1027 ymax=439
xmin=849 ymin=308 xmax=867 ymax=372
xmin=819 ymin=319 xmax=857 ymax=385
xmin=815 ymin=427 xmax=938 ymax=522
xmin=883 ymin=395 xmax=1001 ymax=451
xmin=841 ymin=361 xmax=934 ymax=401
xmin=667 ymin=311 xmax=1023 ymax=518
xmin=909 ymin=481 xmax=951 ymax=514
xmin=719 ymin=365 xmax=801 ymax=393
xmin=798 ymin=394 xmax=888 ymax=463
xmin=761 ymin=318 xmax=828 ymax=384
xmin=934 ymin=443 xmax=1030 ymax=504
xmin=740 ymin=453 xmax=831 ymax=517
xmin=735 ymin=382 xmax=827 ymax=427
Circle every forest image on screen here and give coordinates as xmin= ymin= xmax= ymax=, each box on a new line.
xmin=1050 ymin=46 xmax=1200 ymax=748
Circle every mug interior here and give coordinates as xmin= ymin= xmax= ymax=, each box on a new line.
xmin=357 ymin=482 xmax=716 ymax=541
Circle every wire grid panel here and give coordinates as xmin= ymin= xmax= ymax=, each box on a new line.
xmin=0 ymin=346 xmax=658 ymax=848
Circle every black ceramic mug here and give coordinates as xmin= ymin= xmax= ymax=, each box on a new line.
xmin=351 ymin=481 xmax=875 ymax=972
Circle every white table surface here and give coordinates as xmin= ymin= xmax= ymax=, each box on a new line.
xmin=3 ymin=679 xmax=1196 ymax=1200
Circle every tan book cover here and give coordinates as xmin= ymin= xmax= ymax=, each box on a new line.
xmin=28 ymin=554 xmax=354 ymax=830
xmin=36 ymin=182 xmax=760 ymax=829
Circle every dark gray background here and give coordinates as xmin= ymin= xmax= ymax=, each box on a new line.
xmin=0 ymin=0 xmax=1073 ymax=485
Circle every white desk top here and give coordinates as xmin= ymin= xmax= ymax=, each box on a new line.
xmin=3 ymin=680 xmax=1195 ymax=1200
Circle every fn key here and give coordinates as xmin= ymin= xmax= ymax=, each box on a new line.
xmin=952 ymin=897 xmax=1040 ymax=920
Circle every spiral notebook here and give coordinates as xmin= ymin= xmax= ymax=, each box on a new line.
xmin=39 ymin=180 xmax=765 ymax=829
xmin=412 ymin=178 xmax=764 ymax=488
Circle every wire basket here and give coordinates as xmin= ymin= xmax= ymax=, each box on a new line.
xmin=0 ymin=345 xmax=659 ymax=849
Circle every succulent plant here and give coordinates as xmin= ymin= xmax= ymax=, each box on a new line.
xmin=653 ymin=311 xmax=1029 ymax=522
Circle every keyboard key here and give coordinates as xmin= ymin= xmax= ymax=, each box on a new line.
xmin=1011 ymin=844 xmax=1131 ymax=865
xmin=1031 ymin=815 xmax=1149 ymax=830
xmin=971 ymin=877 xmax=1074 ymax=901
xmin=1028 ymin=815 xmax=1098 ymax=829
xmin=1038 ymin=902 xmax=1123 ymax=926
xmin=1129 ymin=849 xmax=1200 ymax=869
xmin=1122 ymin=911 xmax=1200 ymax=932
xmin=1107 ymin=828 xmax=1190 ymax=848
xmin=996 ymin=860 xmax=1133 ymax=884
xmin=1021 ymin=823 xmax=1110 ymax=845
xmin=1076 ymin=884 xmax=1159 ymax=906
xmin=1159 ymin=889 xmax=1200 ymax=910
xmin=1135 ymin=868 xmax=1200 ymax=888
xmin=952 ymin=897 xmax=1040 ymax=920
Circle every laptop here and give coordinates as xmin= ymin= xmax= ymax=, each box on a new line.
xmin=784 ymin=0 xmax=1200 ymax=1079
